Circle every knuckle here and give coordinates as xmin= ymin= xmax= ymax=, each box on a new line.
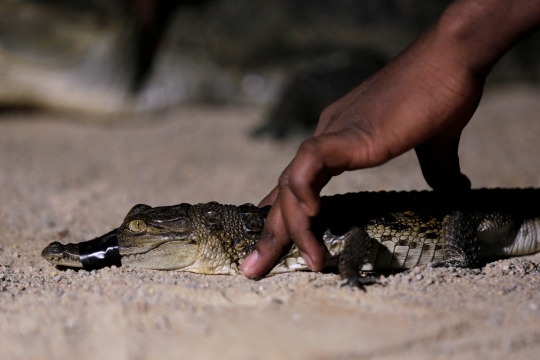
xmin=319 ymin=104 xmax=335 ymax=123
xmin=278 ymin=169 xmax=290 ymax=190
xmin=259 ymin=227 xmax=291 ymax=253
xmin=297 ymin=137 xmax=320 ymax=157
xmin=348 ymin=116 xmax=375 ymax=137
xmin=318 ymin=103 xmax=343 ymax=129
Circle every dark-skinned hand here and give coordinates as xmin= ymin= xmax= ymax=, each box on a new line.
xmin=239 ymin=0 xmax=540 ymax=278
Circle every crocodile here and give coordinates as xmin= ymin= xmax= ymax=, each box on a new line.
xmin=41 ymin=189 xmax=540 ymax=286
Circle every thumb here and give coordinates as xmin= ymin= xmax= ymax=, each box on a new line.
xmin=415 ymin=133 xmax=471 ymax=191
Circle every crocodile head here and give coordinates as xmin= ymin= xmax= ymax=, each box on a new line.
xmin=42 ymin=202 xmax=268 ymax=274
xmin=117 ymin=203 xmax=201 ymax=270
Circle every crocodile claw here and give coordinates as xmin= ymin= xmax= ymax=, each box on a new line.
xmin=339 ymin=275 xmax=380 ymax=290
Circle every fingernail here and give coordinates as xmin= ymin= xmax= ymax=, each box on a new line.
xmin=300 ymin=251 xmax=315 ymax=270
xmin=239 ymin=250 xmax=259 ymax=275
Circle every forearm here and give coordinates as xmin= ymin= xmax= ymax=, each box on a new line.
xmin=431 ymin=0 xmax=540 ymax=75
xmin=349 ymin=0 xmax=540 ymax=159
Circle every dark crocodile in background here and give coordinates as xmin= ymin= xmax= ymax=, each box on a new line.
xmin=42 ymin=189 xmax=540 ymax=287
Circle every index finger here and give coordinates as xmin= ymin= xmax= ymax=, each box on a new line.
xmin=239 ymin=195 xmax=292 ymax=278
xmin=277 ymin=133 xmax=363 ymax=271
xmin=277 ymin=166 xmax=328 ymax=271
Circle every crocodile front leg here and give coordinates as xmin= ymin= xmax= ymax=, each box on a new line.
xmin=338 ymin=227 xmax=379 ymax=289
xmin=432 ymin=211 xmax=479 ymax=268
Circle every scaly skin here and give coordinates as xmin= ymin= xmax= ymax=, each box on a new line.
xmin=42 ymin=189 xmax=540 ymax=286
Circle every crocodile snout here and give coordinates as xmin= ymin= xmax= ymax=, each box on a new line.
xmin=41 ymin=241 xmax=64 ymax=260
xmin=41 ymin=241 xmax=83 ymax=268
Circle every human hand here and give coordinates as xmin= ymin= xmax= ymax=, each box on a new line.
xmin=239 ymin=0 xmax=540 ymax=278
xmin=239 ymin=41 xmax=479 ymax=278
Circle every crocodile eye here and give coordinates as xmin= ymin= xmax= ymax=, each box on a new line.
xmin=128 ymin=220 xmax=147 ymax=232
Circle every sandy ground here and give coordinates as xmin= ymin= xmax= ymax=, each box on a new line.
xmin=0 ymin=85 xmax=540 ymax=359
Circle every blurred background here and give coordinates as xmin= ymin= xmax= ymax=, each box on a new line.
xmin=2 ymin=0 xmax=540 ymax=137
xmin=1 ymin=3 xmax=540 ymax=358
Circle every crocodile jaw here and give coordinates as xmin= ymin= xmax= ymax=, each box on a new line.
xmin=42 ymin=237 xmax=200 ymax=270
xmin=120 ymin=240 xmax=199 ymax=270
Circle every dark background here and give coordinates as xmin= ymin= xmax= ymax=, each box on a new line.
xmin=1 ymin=0 xmax=540 ymax=136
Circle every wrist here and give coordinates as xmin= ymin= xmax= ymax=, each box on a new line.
xmin=433 ymin=0 xmax=540 ymax=75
